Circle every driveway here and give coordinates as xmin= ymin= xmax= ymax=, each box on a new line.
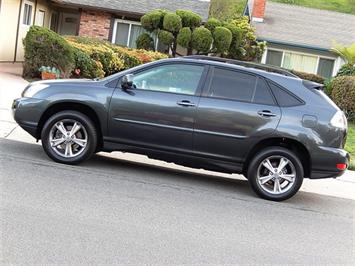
xmin=0 ymin=63 xmax=354 ymax=264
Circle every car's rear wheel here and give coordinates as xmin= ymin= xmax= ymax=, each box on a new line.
xmin=41 ymin=111 xmax=97 ymax=164
xmin=247 ymin=147 xmax=304 ymax=201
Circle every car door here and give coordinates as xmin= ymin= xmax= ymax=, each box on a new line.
xmin=108 ymin=62 xmax=207 ymax=153
xmin=193 ymin=66 xmax=281 ymax=163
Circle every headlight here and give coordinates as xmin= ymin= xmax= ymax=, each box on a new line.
xmin=22 ymin=84 xmax=49 ymax=98
xmin=330 ymin=110 xmax=347 ymax=130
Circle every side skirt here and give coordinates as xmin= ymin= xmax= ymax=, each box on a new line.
xmin=102 ymin=140 xmax=244 ymax=175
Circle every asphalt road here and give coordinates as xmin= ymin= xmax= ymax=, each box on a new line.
xmin=1 ymin=138 xmax=354 ymax=265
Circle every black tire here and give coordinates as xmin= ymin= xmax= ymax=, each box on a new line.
xmin=247 ymin=147 xmax=304 ymax=201
xmin=41 ymin=110 xmax=97 ymax=165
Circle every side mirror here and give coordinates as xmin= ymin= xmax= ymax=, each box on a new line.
xmin=121 ymin=74 xmax=134 ymax=90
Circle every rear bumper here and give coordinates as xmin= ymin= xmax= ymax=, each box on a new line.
xmin=310 ymin=146 xmax=350 ymax=179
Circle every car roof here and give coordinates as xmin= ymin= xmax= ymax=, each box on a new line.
xmin=163 ymin=56 xmax=300 ymax=80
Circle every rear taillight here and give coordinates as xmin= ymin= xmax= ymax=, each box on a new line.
xmin=336 ymin=163 xmax=347 ymax=170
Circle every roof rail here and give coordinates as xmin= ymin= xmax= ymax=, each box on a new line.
xmin=182 ymin=55 xmax=298 ymax=78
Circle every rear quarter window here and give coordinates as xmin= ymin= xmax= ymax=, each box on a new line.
xmin=268 ymin=81 xmax=303 ymax=107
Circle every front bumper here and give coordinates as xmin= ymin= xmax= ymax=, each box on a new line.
xmin=310 ymin=146 xmax=350 ymax=179
xmin=12 ymin=97 xmax=47 ymax=139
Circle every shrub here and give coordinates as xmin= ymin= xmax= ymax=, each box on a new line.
xmin=72 ymin=48 xmax=105 ymax=78
xmin=191 ymin=27 xmax=213 ymax=54
xmin=213 ymin=27 xmax=232 ymax=54
xmin=205 ymin=18 xmax=222 ymax=33
xmin=140 ymin=10 xmax=166 ymax=32
xmin=177 ymin=27 xmax=192 ymax=48
xmin=176 ymin=10 xmax=202 ymax=28
xmin=23 ymin=26 xmax=74 ymax=78
xmin=336 ymin=63 xmax=355 ymax=77
xmin=331 ymin=76 xmax=355 ymax=120
xmin=291 ymin=70 xmax=326 ymax=84
xmin=158 ymin=30 xmax=174 ymax=45
xmin=136 ymin=33 xmax=154 ymax=50
xmin=163 ymin=12 xmax=182 ymax=33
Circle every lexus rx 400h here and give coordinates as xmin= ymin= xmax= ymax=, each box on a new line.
xmin=13 ymin=56 xmax=349 ymax=201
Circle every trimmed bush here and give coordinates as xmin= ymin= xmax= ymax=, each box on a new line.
xmin=23 ymin=30 xmax=168 ymax=79
xmin=136 ymin=33 xmax=154 ymax=50
xmin=176 ymin=10 xmax=202 ymax=28
xmin=336 ymin=63 xmax=355 ymax=77
xmin=158 ymin=30 xmax=175 ymax=45
xmin=163 ymin=12 xmax=182 ymax=33
xmin=23 ymin=26 xmax=74 ymax=78
xmin=331 ymin=76 xmax=355 ymax=120
xmin=140 ymin=10 xmax=166 ymax=32
xmin=205 ymin=18 xmax=222 ymax=33
xmin=291 ymin=70 xmax=325 ymax=84
xmin=72 ymin=49 xmax=105 ymax=79
xmin=177 ymin=27 xmax=192 ymax=48
xmin=191 ymin=27 xmax=213 ymax=54
xmin=213 ymin=27 xmax=232 ymax=54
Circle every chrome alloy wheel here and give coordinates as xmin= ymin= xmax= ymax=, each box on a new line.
xmin=256 ymin=156 xmax=296 ymax=195
xmin=49 ymin=119 xmax=88 ymax=158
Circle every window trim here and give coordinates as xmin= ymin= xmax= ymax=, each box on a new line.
xmin=22 ymin=0 xmax=34 ymax=26
xmin=119 ymin=62 xmax=209 ymax=97
xmin=264 ymin=47 xmax=336 ymax=77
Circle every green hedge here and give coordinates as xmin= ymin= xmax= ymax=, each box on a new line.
xmin=23 ymin=27 xmax=168 ymax=79
xmin=291 ymin=70 xmax=326 ymax=84
xmin=331 ymin=76 xmax=355 ymax=120
xmin=23 ymin=26 xmax=74 ymax=78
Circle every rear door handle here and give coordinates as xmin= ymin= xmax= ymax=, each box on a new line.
xmin=257 ymin=110 xmax=277 ymax=117
xmin=177 ymin=100 xmax=196 ymax=107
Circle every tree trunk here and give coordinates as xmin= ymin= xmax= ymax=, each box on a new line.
xmin=172 ymin=40 xmax=177 ymax=57
xmin=187 ymin=47 xmax=193 ymax=55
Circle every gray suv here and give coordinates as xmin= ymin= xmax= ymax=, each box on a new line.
xmin=12 ymin=56 xmax=349 ymax=201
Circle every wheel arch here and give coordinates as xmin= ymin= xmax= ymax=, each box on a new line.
xmin=37 ymin=101 xmax=103 ymax=151
xmin=243 ymin=137 xmax=311 ymax=178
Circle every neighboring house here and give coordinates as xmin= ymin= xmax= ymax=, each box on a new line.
xmin=0 ymin=0 xmax=210 ymax=62
xmin=249 ymin=0 xmax=355 ymax=78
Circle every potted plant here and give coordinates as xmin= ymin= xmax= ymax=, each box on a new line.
xmin=39 ymin=66 xmax=60 ymax=80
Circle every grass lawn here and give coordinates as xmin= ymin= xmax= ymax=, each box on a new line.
xmin=270 ymin=0 xmax=355 ymax=14
xmin=346 ymin=123 xmax=355 ymax=170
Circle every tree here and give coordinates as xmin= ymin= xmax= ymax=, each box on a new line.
xmin=213 ymin=26 xmax=232 ymax=55
xmin=224 ymin=17 xmax=266 ymax=61
xmin=136 ymin=33 xmax=154 ymax=50
xmin=191 ymin=27 xmax=213 ymax=54
xmin=331 ymin=43 xmax=355 ymax=65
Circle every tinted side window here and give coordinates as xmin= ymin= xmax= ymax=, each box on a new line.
xmin=268 ymin=82 xmax=303 ymax=107
xmin=209 ymin=68 xmax=257 ymax=102
xmin=252 ymin=78 xmax=275 ymax=105
xmin=132 ymin=64 xmax=204 ymax=95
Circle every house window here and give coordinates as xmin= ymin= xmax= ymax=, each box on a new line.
xmin=112 ymin=19 xmax=166 ymax=51
xmin=317 ymin=58 xmax=335 ymax=78
xmin=22 ymin=2 xmax=33 ymax=25
xmin=283 ymin=52 xmax=318 ymax=73
xmin=266 ymin=50 xmax=283 ymax=67
xmin=265 ymin=49 xmax=335 ymax=78
xmin=35 ymin=10 xmax=45 ymax=27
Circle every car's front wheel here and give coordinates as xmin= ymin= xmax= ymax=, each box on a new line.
xmin=247 ymin=147 xmax=304 ymax=201
xmin=41 ymin=111 xmax=97 ymax=164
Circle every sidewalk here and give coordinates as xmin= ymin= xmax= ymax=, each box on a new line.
xmin=0 ymin=63 xmax=354 ymax=200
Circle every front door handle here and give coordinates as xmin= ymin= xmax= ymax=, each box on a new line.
xmin=177 ymin=100 xmax=196 ymax=107
xmin=257 ymin=110 xmax=277 ymax=117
